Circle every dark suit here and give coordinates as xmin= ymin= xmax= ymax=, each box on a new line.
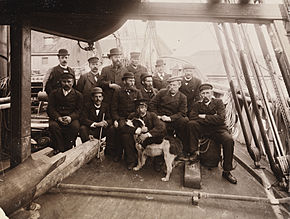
xmin=126 ymin=64 xmax=147 ymax=89
xmin=179 ymin=76 xmax=202 ymax=113
xmin=76 ymin=71 xmax=100 ymax=101
xmin=99 ymin=65 xmax=127 ymax=104
xmin=45 ymin=65 xmax=76 ymax=95
xmin=110 ymin=86 xmax=142 ymax=158
xmin=120 ymin=111 xmax=167 ymax=165
xmin=79 ymin=101 xmax=112 ymax=142
xmin=152 ymin=73 xmax=171 ymax=90
xmin=187 ymin=98 xmax=234 ymax=171
xmin=149 ymin=89 xmax=188 ymax=148
xmin=47 ymin=88 xmax=83 ymax=152
xmin=140 ymin=87 xmax=158 ymax=101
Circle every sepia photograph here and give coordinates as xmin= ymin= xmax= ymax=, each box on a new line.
xmin=0 ymin=0 xmax=289 ymax=218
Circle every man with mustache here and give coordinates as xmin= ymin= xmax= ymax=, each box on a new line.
xmin=126 ymin=52 xmax=147 ymax=89
xmin=152 ymin=59 xmax=171 ymax=90
xmin=99 ymin=48 xmax=128 ymax=104
xmin=47 ymin=72 xmax=83 ymax=153
xmin=44 ymin=49 xmax=76 ymax=95
xmin=79 ymin=87 xmax=112 ymax=143
xmin=140 ymin=73 xmax=158 ymax=101
xmin=76 ymin=56 xmax=102 ymax=101
xmin=111 ymin=72 xmax=142 ymax=165
xmin=187 ymin=83 xmax=237 ymax=184
xmin=179 ymin=64 xmax=202 ymax=113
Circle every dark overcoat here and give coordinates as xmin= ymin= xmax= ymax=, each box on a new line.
xmin=76 ymin=71 xmax=101 ymax=99
xmin=126 ymin=64 xmax=147 ymax=89
xmin=140 ymin=87 xmax=158 ymax=101
xmin=179 ymin=76 xmax=202 ymax=111
xmin=47 ymin=88 xmax=83 ymax=121
xmin=149 ymin=88 xmax=187 ymax=122
xmin=45 ymin=65 xmax=76 ymax=95
xmin=152 ymin=73 xmax=171 ymax=90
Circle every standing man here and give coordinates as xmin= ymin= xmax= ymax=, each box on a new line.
xmin=187 ymin=83 xmax=237 ymax=184
xmin=79 ymin=87 xmax=112 ymax=143
xmin=152 ymin=59 xmax=171 ymax=90
xmin=99 ymin=48 xmax=127 ymax=104
xmin=179 ymin=64 xmax=202 ymax=113
xmin=44 ymin=49 xmax=76 ymax=96
xmin=121 ymin=99 xmax=166 ymax=170
xmin=140 ymin=73 xmax=158 ymax=101
xmin=126 ymin=52 xmax=147 ymax=89
xmin=76 ymin=56 xmax=101 ymax=101
xmin=149 ymin=76 xmax=188 ymax=160
xmin=111 ymin=72 xmax=143 ymax=161
xmin=47 ymin=72 xmax=83 ymax=152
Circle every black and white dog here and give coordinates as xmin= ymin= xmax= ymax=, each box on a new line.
xmin=125 ymin=118 xmax=178 ymax=182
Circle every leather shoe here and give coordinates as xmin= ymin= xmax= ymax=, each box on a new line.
xmin=127 ymin=163 xmax=135 ymax=170
xmin=222 ymin=171 xmax=237 ymax=184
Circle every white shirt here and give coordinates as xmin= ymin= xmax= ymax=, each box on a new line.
xmin=62 ymin=89 xmax=72 ymax=96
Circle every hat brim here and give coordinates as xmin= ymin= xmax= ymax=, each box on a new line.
xmin=108 ymin=53 xmax=122 ymax=58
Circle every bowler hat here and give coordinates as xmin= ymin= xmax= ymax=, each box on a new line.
xmin=167 ymin=76 xmax=182 ymax=83
xmin=155 ymin=59 xmax=165 ymax=67
xmin=134 ymin=99 xmax=148 ymax=107
xmin=199 ymin=83 xmax=213 ymax=92
xmin=140 ymin=73 xmax=152 ymax=82
xmin=122 ymin=72 xmax=135 ymax=80
xmin=91 ymin=87 xmax=103 ymax=94
xmin=130 ymin=52 xmax=141 ymax=59
xmin=88 ymin=56 xmax=99 ymax=63
xmin=183 ymin=63 xmax=196 ymax=70
xmin=60 ymin=72 xmax=74 ymax=79
xmin=107 ymin=48 xmax=122 ymax=58
xmin=57 ymin=49 xmax=69 ymax=56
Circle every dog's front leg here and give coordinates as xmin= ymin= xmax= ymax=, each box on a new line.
xmin=133 ymin=151 xmax=147 ymax=171
xmin=161 ymin=154 xmax=175 ymax=182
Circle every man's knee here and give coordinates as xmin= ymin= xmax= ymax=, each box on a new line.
xmin=49 ymin=120 xmax=60 ymax=130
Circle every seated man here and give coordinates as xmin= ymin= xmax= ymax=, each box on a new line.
xmin=111 ymin=72 xmax=142 ymax=162
xmin=187 ymin=83 xmax=237 ymax=184
xmin=79 ymin=87 xmax=112 ymax=143
xmin=140 ymin=73 xmax=158 ymax=101
xmin=121 ymin=99 xmax=166 ymax=170
xmin=47 ymin=72 xmax=83 ymax=152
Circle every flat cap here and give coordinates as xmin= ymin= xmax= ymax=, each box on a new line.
xmin=167 ymin=76 xmax=182 ymax=83
xmin=122 ymin=72 xmax=135 ymax=80
xmin=199 ymin=83 xmax=213 ymax=92
xmin=130 ymin=52 xmax=141 ymax=59
xmin=134 ymin=99 xmax=148 ymax=107
xmin=57 ymin=49 xmax=69 ymax=56
xmin=88 ymin=56 xmax=99 ymax=63
xmin=60 ymin=72 xmax=74 ymax=79
xmin=91 ymin=87 xmax=103 ymax=94
xmin=183 ymin=63 xmax=196 ymax=70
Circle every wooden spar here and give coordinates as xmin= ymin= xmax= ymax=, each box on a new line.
xmin=221 ymin=23 xmax=262 ymax=166
xmin=33 ymin=139 xmax=100 ymax=199
xmin=271 ymin=20 xmax=290 ymax=97
xmin=54 ymin=183 xmax=290 ymax=205
xmin=10 ymin=18 xmax=31 ymax=168
xmin=239 ymin=51 xmax=284 ymax=182
xmin=0 ymin=147 xmax=66 ymax=215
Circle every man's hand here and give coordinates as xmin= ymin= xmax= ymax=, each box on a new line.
xmin=114 ymin=120 xmax=119 ymax=128
xmin=109 ymin=83 xmax=121 ymax=90
xmin=161 ymin=115 xmax=171 ymax=122
xmin=141 ymin=126 xmax=148 ymax=133
xmin=198 ymin=114 xmax=206 ymax=119
xmin=99 ymin=120 xmax=108 ymax=127
xmin=139 ymin=133 xmax=150 ymax=142
xmin=62 ymin=116 xmax=72 ymax=125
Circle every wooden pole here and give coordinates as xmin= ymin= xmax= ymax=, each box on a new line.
xmin=10 ymin=18 xmax=31 ymax=168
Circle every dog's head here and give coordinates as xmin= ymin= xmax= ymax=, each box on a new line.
xmin=125 ymin=118 xmax=148 ymax=134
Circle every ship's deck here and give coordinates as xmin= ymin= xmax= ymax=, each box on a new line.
xmin=30 ymin=143 xmax=288 ymax=219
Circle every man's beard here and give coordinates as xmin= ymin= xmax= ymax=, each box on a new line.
xmin=113 ymin=60 xmax=121 ymax=67
xmin=145 ymin=84 xmax=153 ymax=90
xmin=61 ymin=61 xmax=67 ymax=66
xmin=63 ymin=85 xmax=71 ymax=90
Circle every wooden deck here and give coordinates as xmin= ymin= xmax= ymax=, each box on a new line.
xmin=29 ymin=146 xmax=288 ymax=219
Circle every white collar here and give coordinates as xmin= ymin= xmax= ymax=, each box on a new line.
xmin=62 ymin=89 xmax=72 ymax=96
xmin=60 ymin=64 xmax=68 ymax=69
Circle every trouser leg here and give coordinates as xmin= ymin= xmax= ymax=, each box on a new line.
xmin=213 ymin=131 xmax=234 ymax=171
xmin=187 ymin=120 xmax=201 ymax=154
xmin=63 ymin=120 xmax=80 ymax=151
xmin=79 ymin=125 xmax=90 ymax=143
xmin=121 ymin=133 xmax=137 ymax=165
xmin=49 ymin=120 xmax=65 ymax=152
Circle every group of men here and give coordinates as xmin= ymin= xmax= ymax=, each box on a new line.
xmin=44 ymin=48 xmax=237 ymax=185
